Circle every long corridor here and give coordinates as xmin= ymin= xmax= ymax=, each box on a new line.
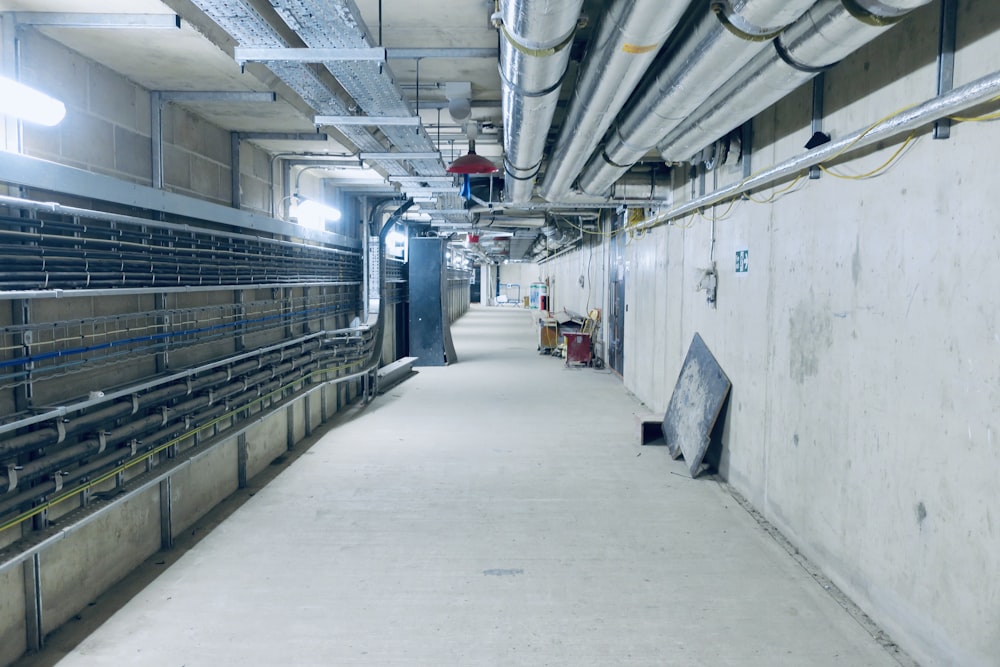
xmin=47 ymin=306 xmax=898 ymax=666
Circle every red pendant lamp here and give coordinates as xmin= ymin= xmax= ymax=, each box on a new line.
xmin=446 ymin=139 xmax=498 ymax=175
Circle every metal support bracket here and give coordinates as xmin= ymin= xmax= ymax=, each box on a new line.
xmin=315 ymin=115 xmax=420 ymax=127
xmin=934 ymin=0 xmax=958 ymax=140
xmin=13 ymin=13 xmax=180 ymax=30
xmin=235 ymin=47 xmax=386 ymax=66
xmin=5 ymin=464 xmax=17 ymax=493
xmin=809 ymin=73 xmax=826 ymax=179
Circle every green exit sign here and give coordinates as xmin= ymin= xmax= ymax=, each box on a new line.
xmin=735 ymin=249 xmax=749 ymax=273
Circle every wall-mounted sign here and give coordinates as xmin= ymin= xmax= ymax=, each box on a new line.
xmin=735 ymin=249 xmax=749 ymax=273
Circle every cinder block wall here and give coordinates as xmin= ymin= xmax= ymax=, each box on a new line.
xmin=17 ymin=31 xmax=271 ymax=215
xmin=546 ymin=3 xmax=1000 ymax=666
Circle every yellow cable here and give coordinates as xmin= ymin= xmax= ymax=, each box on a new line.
xmin=819 ymin=133 xmax=916 ymax=180
xmin=949 ymin=109 xmax=1000 ymax=122
xmin=747 ymin=173 xmax=804 ymax=203
xmin=0 ymin=359 xmax=367 ymax=534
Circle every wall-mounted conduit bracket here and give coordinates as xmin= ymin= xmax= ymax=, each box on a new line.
xmin=934 ymin=0 xmax=958 ymax=140
xmin=809 ymin=73 xmax=827 ymax=179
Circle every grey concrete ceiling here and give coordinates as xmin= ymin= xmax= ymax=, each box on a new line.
xmin=4 ymin=0 xmax=506 ymax=159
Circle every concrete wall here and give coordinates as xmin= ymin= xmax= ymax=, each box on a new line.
xmin=542 ymin=3 xmax=1000 ymax=666
xmin=497 ymin=262 xmax=539 ymax=306
xmin=536 ymin=234 xmax=610 ymax=355
xmin=0 ymin=565 xmax=26 ymax=666
xmin=40 ymin=488 xmax=161 ymax=634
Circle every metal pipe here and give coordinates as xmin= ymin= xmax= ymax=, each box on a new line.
xmin=657 ymin=0 xmax=934 ymax=163
xmin=0 ymin=342 xmax=353 ymax=494
xmin=496 ymin=0 xmax=586 ymax=202
xmin=538 ymin=0 xmax=691 ymax=201
xmin=577 ymin=0 xmax=817 ymax=196
xmin=608 ymin=172 xmax=673 ymax=202
xmin=639 ymin=69 xmax=1000 ymax=229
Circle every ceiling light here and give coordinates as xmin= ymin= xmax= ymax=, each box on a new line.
xmin=446 ymin=124 xmax=498 ymax=175
xmin=0 ymin=76 xmax=66 ymax=126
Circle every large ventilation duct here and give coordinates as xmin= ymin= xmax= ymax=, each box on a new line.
xmin=496 ymin=0 xmax=586 ymax=203
xmin=657 ymin=0 xmax=934 ymax=163
xmin=537 ymin=0 xmax=689 ymax=202
xmin=577 ymin=0 xmax=816 ymax=197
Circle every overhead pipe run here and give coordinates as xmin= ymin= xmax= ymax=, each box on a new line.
xmin=577 ymin=0 xmax=816 ymax=197
xmin=657 ymin=0 xmax=934 ymax=163
xmin=494 ymin=0 xmax=586 ymax=203
xmin=537 ymin=0 xmax=689 ymax=201
xmin=635 ymin=69 xmax=1000 ymax=231
xmin=608 ymin=172 xmax=674 ymax=203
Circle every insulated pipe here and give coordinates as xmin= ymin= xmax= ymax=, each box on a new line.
xmin=537 ymin=0 xmax=690 ymax=201
xmin=609 ymin=173 xmax=674 ymax=202
xmin=496 ymin=0 xmax=586 ymax=203
xmin=0 ymin=341 xmax=323 ymax=461
xmin=639 ymin=69 xmax=1000 ymax=229
xmin=657 ymin=0 xmax=934 ymax=162
xmin=0 ymin=349 xmax=341 ymax=495
xmin=577 ymin=0 xmax=817 ymax=196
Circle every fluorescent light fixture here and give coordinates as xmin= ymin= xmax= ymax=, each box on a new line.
xmin=0 ymin=76 xmax=66 ymax=126
xmin=386 ymin=227 xmax=407 ymax=259
xmin=290 ymin=195 xmax=342 ymax=229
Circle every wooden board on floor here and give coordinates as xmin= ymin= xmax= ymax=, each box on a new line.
xmin=661 ymin=333 xmax=731 ymax=477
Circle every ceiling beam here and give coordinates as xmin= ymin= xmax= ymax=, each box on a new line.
xmin=314 ymin=115 xmax=420 ymax=127
xmin=239 ymin=132 xmax=329 ymax=141
xmin=12 ymin=13 xmax=181 ymax=30
xmin=360 ymin=152 xmax=441 ymax=161
xmin=235 ymin=47 xmax=385 ymax=66
xmin=390 ymin=176 xmax=454 ymax=183
xmin=158 ymin=91 xmax=276 ymax=103
xmin=386 ymin=48 xmax=498 ymax=59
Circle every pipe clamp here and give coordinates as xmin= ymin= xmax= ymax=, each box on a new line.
xmin=774 ymin=37 xmax=840 ymax=73
xmin=842 ymin=0 xmax=910 ymax=26
xmin=711 ymin=2 xmax=785 ymax=42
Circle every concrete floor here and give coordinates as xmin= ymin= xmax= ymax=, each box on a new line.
xmin=48 ymin=306 xmax=899 ymax=666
